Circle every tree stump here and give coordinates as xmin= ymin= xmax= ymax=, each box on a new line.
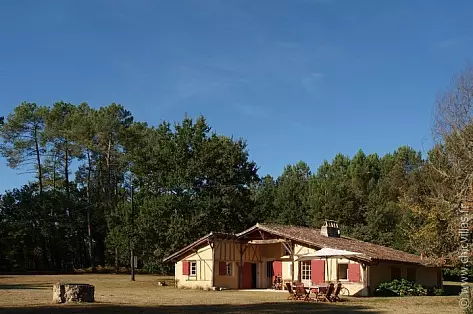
xmin=52 ymin=283 xmax=95 ymax=303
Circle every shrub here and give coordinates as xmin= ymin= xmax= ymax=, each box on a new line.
xmin=374 ymin=279 xmax=428 ymax=297
xmin=434 ymin=287 xmax=444 ymax=296
xmin=425 ymin=285 xmax=444 ymax=296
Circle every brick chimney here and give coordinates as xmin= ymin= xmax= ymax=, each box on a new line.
xmin=320 ymin=220 xmax=340 ymax=237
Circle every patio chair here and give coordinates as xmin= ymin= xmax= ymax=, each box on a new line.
xmin=331 ymin=283 xmax=342 ymax=302
xmin=272 ymin=275 xmax=282 ymax=290
xmin=317 ymin=283 xmax=335 ymax=302
xmin=285 ymin=282 xmax=296 ymax=300
xmin=294 ymin=283 xmax=310 ymax=301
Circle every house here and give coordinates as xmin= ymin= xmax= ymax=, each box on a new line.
xmin=163 ymin=221 xmax=442 ymax=296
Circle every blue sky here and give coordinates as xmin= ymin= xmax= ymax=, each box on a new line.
xmin=1 ymin=0 xmax=473 ymax=192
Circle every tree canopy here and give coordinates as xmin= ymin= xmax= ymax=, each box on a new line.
xmin=1 ymin=66 xmax=471 ymax=272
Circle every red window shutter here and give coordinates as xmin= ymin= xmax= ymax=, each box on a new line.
xmin=219 ymin=261 xmax=226 ymax=275
xmin=348 ymin=263 xmax=361 ymax=282
xmin=311 ymin=260 xmax=325 ymax=284
xmin=273 ymin=261 xmax=282 ymax=277
xmin=182 ymin=261 xmax=189 ymax=275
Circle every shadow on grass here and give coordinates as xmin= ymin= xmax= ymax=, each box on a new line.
xmin=0 ymin=283 xmax=49 ymax=290
xmin=0 ymin=302 xmax=378 ymax=313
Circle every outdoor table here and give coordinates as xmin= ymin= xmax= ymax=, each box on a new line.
xmin=304 ymin=286 xmax=321 ymax=301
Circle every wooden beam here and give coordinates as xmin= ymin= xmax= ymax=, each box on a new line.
xmin=297 ymin=261 xmax=302 ymax=282
xmin=248 ymin=239 xmax=286 ymax=245
xmin=238 ymin=243 xmax=248 ymax=289
xmin=282 ymin=241 xmax=292 ymax=255
xmin=258 ymin=230 xmax=265 ymax=240
xmin=207 ymin=238 xmax=214 ymax=249
xmin=238 ymin=242 xmax=242 ymax=289
xmin=290 ymin=240 xmax=295 ymax=283
xmin=211 ymin=241 xmax=215 ymax=288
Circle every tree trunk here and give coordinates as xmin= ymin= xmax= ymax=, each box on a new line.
xmin=34 ymin=126 xmax=43 ymax=194
xmin=106 ymin=137 xmax=112 ymax=209
xmin=86 ymin=150 xmax=94 ymax=269
xmin=115 ymin=247 xmax=119 ymax=272
xmin=52 ymin=149 xmax=58 ymax=191
xmin=42 ymin=239 xmax=50 ymax=270
xmin=64 ymin=142 xmax=70 ymax=201
xmin=114 ymin=169 xmax=118 ymax=208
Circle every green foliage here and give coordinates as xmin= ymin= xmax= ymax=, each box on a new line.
xmin=0 ymin=184 xmax=88 ymax=271
xmin=443 ymin=267 xmax=473 ymax=281
xmin=0 ymin=102 xmax=47 ymax=192
xmin=433 ymin=287 xmax=444 ymax=296
xmin=273 ymin=161 xmax=311 ymax=226
xmin=1 ymin=103 xmax=260 ymax=272
xmin=0 ymin=93 xmax=467 ymax=274
xmin=375 ymin=279 xmax=428 ymax=297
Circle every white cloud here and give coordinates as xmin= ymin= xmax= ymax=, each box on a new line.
xmin=435 ymin=36 xmax=469 ymax=49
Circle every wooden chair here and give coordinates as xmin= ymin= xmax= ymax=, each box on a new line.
xmin=273 ymin=275 xmax=282 ymax=290
xmin=285 ymin=282 xmax=296 ymax=300
xmin=317 ymin=283 xmax=335 ymax=302
xmin=294 ymin=283 xmax=310 ymax=301
xmin=331 ymin=283 xmax=342 ymax=302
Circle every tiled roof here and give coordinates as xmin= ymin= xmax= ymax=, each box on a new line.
xmin=253 ymin=223 xmax=424 ymax=265
xmin=164 ymin=223 xmax=430 ymax=266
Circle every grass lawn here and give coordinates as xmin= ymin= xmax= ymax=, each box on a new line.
xmin=0 ymin=274 xmax=462 ymax=313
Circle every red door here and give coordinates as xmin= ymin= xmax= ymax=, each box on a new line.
xmin=242 ymin=262 xmax=253 ymax=289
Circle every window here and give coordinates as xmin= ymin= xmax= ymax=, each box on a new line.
xmin=190 ymin=261 xmax=197 ymax=276
xmin=226 ymin=262 xmax=233 ymax=276
xmin=407 ymin=268 xmax=416 ymax=282
xmin=301 ymin=261 xmax=311 ymax=280
xmin=391 ymin=267 xmax=401 ymax=280
xmin=338 ymin=263 xmax=348 ymax=280
xmin=266 ymin=261 xmax=273 ymax=278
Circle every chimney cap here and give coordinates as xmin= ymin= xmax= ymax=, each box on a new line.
xmin=320 ymin=220 xmax=340 ymax=237
xmin=322 ymin=220 xmax=339 ymax=227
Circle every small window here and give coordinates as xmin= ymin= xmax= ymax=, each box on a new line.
xmin=391 ymin=267 xmax=401 ymax=280
xmin=338 ymin=263 xmax=348 ymax=280
xmin=301 ymin=261 xmax=311 ymax=280
xmin=407 ymin=268 xmax=416 ymax=282
xmin=226 ymin=262 xmax=233 ymax=276
xmin=190 ymin=261 xmax=197 ymax=276
xmin=266 ymin=261 xmax=273 ymax=278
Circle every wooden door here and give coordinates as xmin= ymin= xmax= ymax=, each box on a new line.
xmin=242 ymin=262 xmax=253 ymax=289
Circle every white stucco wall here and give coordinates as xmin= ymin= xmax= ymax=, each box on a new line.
xmin=175 ymin=244 xmax=213 ymax=289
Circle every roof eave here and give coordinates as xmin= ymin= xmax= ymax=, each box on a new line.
xmin=162 ymin=233 xmax=213 ymax=263
xmin=162 ymin=232 xmax=239 ymax=263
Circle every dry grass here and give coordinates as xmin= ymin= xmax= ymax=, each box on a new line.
xmin=0 ymin=274 xmax=462 ymax=313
